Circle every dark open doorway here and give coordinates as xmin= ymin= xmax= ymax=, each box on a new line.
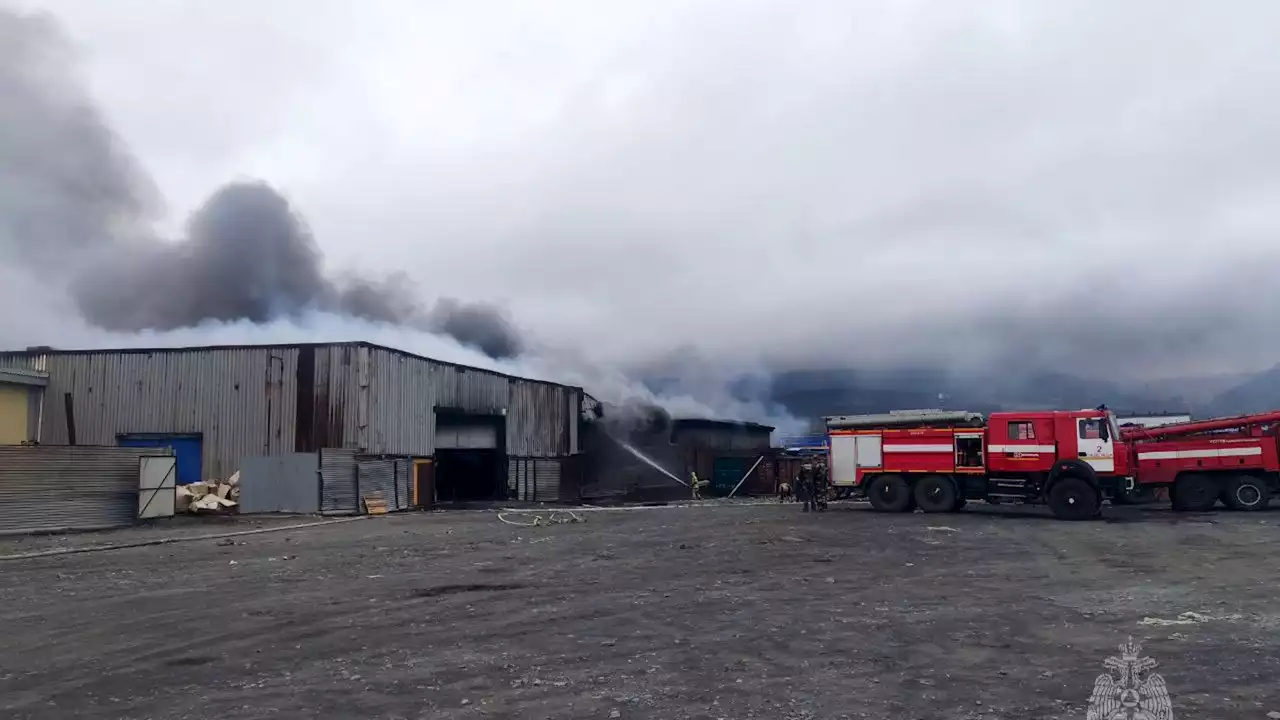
xmin=433 ymin=409 xmax=506 ymax=503
xmin=435 ymin=448 xmax=503 ymax=501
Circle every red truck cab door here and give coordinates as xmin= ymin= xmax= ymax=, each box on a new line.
xmin=1073 ymin=415 xmax=1117 ymax=473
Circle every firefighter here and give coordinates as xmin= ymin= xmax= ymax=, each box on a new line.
xmin=797 ymin=463 xmax=814 ymax=512
xmin=690 ymin=469 xmax=702 ymax=500
xmin=813 ymin=462 xmax=830 ymax=511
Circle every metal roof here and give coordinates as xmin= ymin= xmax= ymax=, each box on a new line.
xmin=0 ymin=367 xmax=48 ymax=386
xmin=0 ymin=340 xmax=581 ymax=392
xmin=672 ymin=417 xmax=776 ymax=433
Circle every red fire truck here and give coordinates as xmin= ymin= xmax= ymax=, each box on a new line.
xmin=826 ymin=408 xmax=1132 ymax=520
xmin=1122 ymin=410 xmax=1280 ymax=512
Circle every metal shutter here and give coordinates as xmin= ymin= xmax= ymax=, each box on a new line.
xmin=533 ymin=459 xmax=561 ymax=502
xmin=320 ymin=448 xmax=359 ymax=515
xmin=356 ymin=458 xmax=397 ymax=512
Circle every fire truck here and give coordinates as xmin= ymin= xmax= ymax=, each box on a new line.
xmin=826 ymin=408 xmax=1132 ymax=520
xmin=1122 ymin=410 xmax=1280 ymax=512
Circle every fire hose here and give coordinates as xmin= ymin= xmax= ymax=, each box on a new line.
xmin=497 ymin=509 xmax=587 ymax=527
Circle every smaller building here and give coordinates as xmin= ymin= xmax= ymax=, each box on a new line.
xmin=578 ymin=410 xmax=776 ymax=502
xmin=0 ymin=367 xmax=46 ymax=445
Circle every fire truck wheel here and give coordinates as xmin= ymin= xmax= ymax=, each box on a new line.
xmin=867 ymin=474 xmax=913 ymax=513
xmin=913 ymin=475 xmax=958 ymax=513
xmin=1223 ymin=475 xmax=1270 ymax=511
xmin=1171 ymin=473 xmax=1218 ymax=512
xmin=1047 ymin=477 xmax=1100 ymax=521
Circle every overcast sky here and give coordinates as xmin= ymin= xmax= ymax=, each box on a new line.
xmin=7 ymin=0 xmax=1280 ymax=386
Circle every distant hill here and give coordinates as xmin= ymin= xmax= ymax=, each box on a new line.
xmin=639 ymin=360 xmax=1280 ymax=425
xmin=1202 ymin=364 xmax=1280 ymax=417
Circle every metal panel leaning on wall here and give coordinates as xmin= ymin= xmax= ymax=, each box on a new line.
xmin=320 ymin=447 xmax=359 ymax=515
xmin=356 ymin=458 xmax=397 ymax=511
xmin=0 ymin=446 xmax=171 ymax=535
xmin=393 ymin=458 xmax=413 ymax=510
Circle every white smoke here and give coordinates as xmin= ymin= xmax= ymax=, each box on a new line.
xmin=3 ymin=308 xmax=808 ymax=435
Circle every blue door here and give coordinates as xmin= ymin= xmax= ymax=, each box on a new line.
xmin=118 ymin=434 xmax=204 ymax=485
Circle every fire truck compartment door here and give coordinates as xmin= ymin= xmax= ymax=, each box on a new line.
xmin=830 ymin=434 xmax=884 ymax=486
xmin=1076 ymin=418 xmax=1115 ymax=472
xmin=829 ymin=435 xmax=858 ymax=485
xmin=855 ymin=435 xmax=883 ymax=468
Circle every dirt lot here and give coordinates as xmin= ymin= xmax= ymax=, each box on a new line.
xmin=2 ymin=502 xmax=1279 ymax=720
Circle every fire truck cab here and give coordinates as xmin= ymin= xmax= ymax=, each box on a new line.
xmin=826 ymin=408 xmax=1132 ymax=520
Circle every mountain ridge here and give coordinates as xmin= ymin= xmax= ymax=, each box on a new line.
xmin=765 ymin=365 xmax=1279 ymax=421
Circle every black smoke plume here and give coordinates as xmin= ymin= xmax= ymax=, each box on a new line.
xmin=74 ymin=181 xmax=524 ymax=359
xmin=0 ymin=7 xmax=521 ymax=360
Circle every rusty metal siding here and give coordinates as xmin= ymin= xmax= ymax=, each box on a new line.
xmin=6 ymin=348 xmax=298 ymax=481
xmin=310 ymin=345 xmax=361 ymax=451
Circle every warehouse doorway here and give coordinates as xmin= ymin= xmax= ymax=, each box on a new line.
xmin=433 ymin=410 xmax=505 ymax=502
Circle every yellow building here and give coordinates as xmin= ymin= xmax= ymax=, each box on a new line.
xmin=0 ymin=368 xmax=47 ymax=445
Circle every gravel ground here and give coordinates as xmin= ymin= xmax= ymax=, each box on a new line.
xmin=1 ymin=502 xmax=1279 ymax=719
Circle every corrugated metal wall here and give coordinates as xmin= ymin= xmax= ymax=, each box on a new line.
xmin=320 ymin=447 xmax=359 ymax=515
xmin=1 ymin=348 xmax=298 ymax=481
xmin=352 ymin=346 xmax=578 ymax=457
xmin=507 ymin=457 xmax=565 ymax=502
xmin=393 ymin=458 xmax=412 ymax=510
xmin=534 ymin=459 xmax=561 ymax=502
xmin=0 ymin=445 xmax=172 ymax=535
xmin=1 ymin=343 xmax=582 ymax=477
xmin=356 ymin=458 xmax=398 ymax=509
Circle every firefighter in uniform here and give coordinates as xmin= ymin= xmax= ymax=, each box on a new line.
xmin=813 ymin=462 xmax=829 ymax=511
xmin=797 ymin=463 xmax=814 ymax=512
xmin=690 ymin=469 xmax=702 ymax=500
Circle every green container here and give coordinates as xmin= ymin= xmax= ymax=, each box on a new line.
xmin=712 ymin=457 xmax=749 ymax=496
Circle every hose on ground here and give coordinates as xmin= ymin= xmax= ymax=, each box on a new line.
xmin=497 ymin=510 xmax=586 ymax=527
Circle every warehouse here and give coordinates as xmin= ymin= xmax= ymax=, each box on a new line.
xmin=0 ymin=342 xmax=584 ymax=511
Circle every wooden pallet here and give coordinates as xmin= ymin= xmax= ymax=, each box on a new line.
xmin=363 ymin=492 xmax=388 ymax=515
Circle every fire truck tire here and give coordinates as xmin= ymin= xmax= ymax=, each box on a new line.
xmin=1047 ymin=477 xmax=1100 ymax=521
xmin=866 ymin=475 xmax=913 ymax=513
xmin=1171 ymin=474 xmax=1218 ymax=512
xmin=913 ymin=475 xmax=958 ymax=513
xmin=1222 ymin=475 xmax=1270 ymax=511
